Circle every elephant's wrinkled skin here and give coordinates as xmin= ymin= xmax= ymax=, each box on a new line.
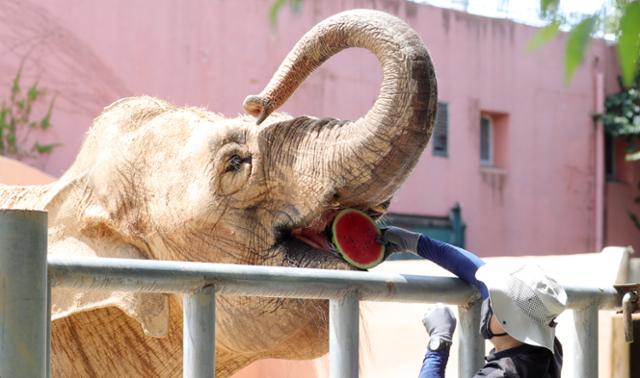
xmin=0 ymin=9 xmax=437 ymax=377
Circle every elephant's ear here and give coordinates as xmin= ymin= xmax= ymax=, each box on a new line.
xmin=49 ymin=222 xmax=169 ymax=338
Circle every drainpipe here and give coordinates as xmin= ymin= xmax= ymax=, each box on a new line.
xmin=595 ymin=63 xmax=605 ymax=251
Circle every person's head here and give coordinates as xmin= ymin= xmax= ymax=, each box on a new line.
xmin=476 ymin=264 xmax=567 ymax=352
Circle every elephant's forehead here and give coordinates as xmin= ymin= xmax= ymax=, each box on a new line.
xmin=184 ymin=119 xmax=254 ymax=151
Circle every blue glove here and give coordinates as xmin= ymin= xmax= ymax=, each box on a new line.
xmin=379 ymin=226 xmax=421 ymax=255
xmin=423 ymin=304 xmax=457 ymax=344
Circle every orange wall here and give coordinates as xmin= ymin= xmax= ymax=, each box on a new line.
xmin=0 ymin=156 xmax=53 ymax=185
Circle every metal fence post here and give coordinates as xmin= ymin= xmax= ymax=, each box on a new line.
xmin=0 ymin=210 xmax=48 ymax=378
xmin=47 ymin=282 xmax=52 ymax=378
xmin=330 ymin=290 xmax=360 ymax=378
xmin=458 ymin=300 xmax=484 ymax=377
xmin=573 ymin=305 xmax=598 ymax=378
xmin=183 ymin=285 xmax=216 ymax=378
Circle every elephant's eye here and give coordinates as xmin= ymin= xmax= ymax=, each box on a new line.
xmin=225 ymin=154 xmax=250 ymax=173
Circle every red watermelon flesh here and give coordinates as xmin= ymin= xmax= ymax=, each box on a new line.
xmin=331 ymin=209 xmax=385 ymax=269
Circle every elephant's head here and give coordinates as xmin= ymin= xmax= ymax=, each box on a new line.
xmin=0 ymin=9 xmax=436 ymax=376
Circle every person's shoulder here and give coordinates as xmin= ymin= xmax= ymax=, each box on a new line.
xmin=473 ymin=362 xmax=517 ymax=378
xmin=473 ymin=360 xmax=518 ymax=378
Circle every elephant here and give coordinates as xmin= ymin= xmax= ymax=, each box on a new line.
xmin=0 ymin=9 xmax=437 ymax=377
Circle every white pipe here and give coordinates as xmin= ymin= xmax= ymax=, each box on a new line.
xmin=595 ymin=70 xmax=605 ymax=251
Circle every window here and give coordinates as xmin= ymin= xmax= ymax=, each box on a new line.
xmin=432 ymin=102 xmax=448 ymax=157
xmin=605 ymin=132 xmax=615 ymax=179
xmin=480 ymin=115 xmax=493 ymax=166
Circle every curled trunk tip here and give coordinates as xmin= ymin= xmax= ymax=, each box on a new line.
xmin=243 ymin=95 xmax=272 ymax=125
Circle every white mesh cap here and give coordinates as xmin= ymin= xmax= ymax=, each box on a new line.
xmin=476 ymin=263 xmax=567 ymax=352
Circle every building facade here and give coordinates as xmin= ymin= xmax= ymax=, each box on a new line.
xmin=1 ymin=0 xmax=636 ymax=256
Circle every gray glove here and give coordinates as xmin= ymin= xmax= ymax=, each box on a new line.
xmin=422 ymin=304 xmax=457 ymax=343
xmin=379 ymin=226 xmax=421 ymax=255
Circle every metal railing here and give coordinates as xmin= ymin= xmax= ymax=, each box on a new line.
xmin=0 ymin=210 xmax=622 ymax=378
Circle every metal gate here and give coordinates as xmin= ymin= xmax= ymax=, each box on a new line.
xmin=0 ymin=210 xmax=622 ymax=378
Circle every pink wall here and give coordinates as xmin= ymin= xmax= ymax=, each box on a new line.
xmin=1 ymin=0 xmax=634 ymax=256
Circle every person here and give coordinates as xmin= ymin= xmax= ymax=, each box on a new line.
xmin=379 ymin=226 xmax=567 ymax=378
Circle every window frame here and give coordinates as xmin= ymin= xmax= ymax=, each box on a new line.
xmin=432 ymin=102 xmax=449 ymax=157
xmin=480 ymin=115 xmax=493 ymax=166
xmin=604 ymin=132 xmax=616 ymax=180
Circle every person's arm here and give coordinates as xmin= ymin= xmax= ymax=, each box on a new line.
xmin=381 ymin=227 xmax=489 ymax=299
xmin=418 ymin=350 xmax=449 ymax=378
xmin=418 ymin=304 xmax=456 ymax=378
xmin=417 ymin=235 xmax=489 ymax=299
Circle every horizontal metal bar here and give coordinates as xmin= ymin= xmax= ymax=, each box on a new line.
xmin=49 ymin=256 xmax=475 ymax=303
xmin=564 ymin=285 xmax=620 ymax=310
xmin=48 ymin=256 xmax=621 ymax=309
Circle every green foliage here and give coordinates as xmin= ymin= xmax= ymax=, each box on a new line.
xmin=532 ymin=0 xmax=640 ymax=87
xmin=565 ymin=17 xmax=596 ymax=83
xmin=527 ymin=21 xmax=561 ymax=52
xmin=269 ymin=0 xmax=302 ymax=29
xmin=602 ymin=76 xmax=640 ymax=141
xmin=540 ymin=0 xmax=558 ymax=15
xmin=618 ymin=1 xmax=640 ymax=87
xmin=0 ymin=64 xmax=59 ymax=160
xmin=600 ymin=74 xmax=640 ymax=228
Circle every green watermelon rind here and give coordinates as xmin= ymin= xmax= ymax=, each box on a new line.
xmin=331 ymin=209 xmax=385 ymax=269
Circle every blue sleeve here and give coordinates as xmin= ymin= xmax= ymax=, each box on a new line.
xmin=417 ymin=235 xmax=489 ymax=299
xmin=418 ymin=349 xmax=449 ymax=378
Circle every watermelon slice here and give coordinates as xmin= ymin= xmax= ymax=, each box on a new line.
xmin=330 ymin=209 xmax=385 ymax=269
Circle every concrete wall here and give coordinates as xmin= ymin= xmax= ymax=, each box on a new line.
xmin=0 ymin=0 xmax=635 ymax=256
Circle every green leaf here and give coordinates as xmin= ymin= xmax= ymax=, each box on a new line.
xmin=618 ymin=1 xmax=640 ymax=88
xmin=565 ymin=17 xmax=596 ymax=84
xmin=527 ymin=21 xmax=560 ymax=52
xmin=0 ymin=107 xmax=6 ymax=129
xmin=40 ymin=117 xmax=50 ymax=130
xmin=626 ymin=149 xmax=640 ymax=161
xmin=540 ymin=0 xmax=559 ymax=15
xmin=32 ymin=142 xmax=60 ymax=154
xmin=10 ymin=65 xmax=22 ymax=100
xmin=269 ymin=0 xmax=303 ymax=29
xmin=269 ymin=0 xmax=288 ymax=29
xmin=27 ymin=82 xmax=40 ymax=102
xmin=40 ymin=96 xmax=55 ymax=130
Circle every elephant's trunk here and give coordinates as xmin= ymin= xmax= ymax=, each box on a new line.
xmin=245 ymin=9 xmax=437 ymax=206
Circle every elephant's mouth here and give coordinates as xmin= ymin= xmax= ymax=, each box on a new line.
xmin=291 ymin=210 xmax=338 ymax=253
xmin=283 ymin=202 xmax=390 ymax=269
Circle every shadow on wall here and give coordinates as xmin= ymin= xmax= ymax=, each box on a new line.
xmin=0 ymin=0 xmax=129 ymax=117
